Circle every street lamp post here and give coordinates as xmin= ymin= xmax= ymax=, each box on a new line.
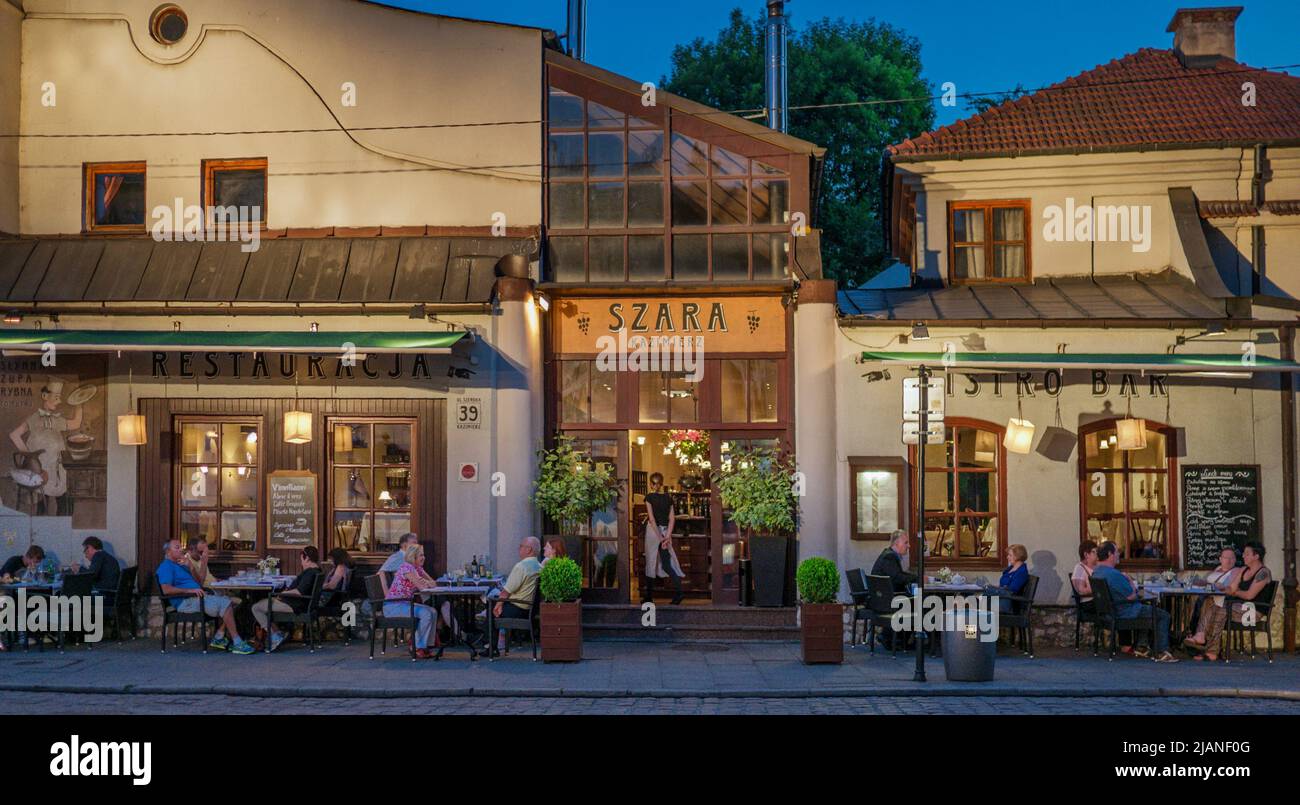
xmin=913 ymin=364 xmax=929 ymax=683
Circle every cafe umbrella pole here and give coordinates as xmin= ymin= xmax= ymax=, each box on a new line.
xmin=913 ymin=364 xmax=929 ymax=683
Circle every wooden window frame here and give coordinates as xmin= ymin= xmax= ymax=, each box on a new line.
xmin=327 ymin=417 xmax=418 ymax=560
xmin=907 ymin=417 xmax=1008 ymax=568
xmin=946 ymin=199 xmax=1031 ymax=284
xmin=558 ymin=359 xmax=618 ymax=425
xmin=83 ymin=161 xmax=147 ymax=233
xmin=544 ymin=68 xmax=801 ymax=284
xmin=1077 ymin=418 xmax=1179 ymax=569
xmin=848 ymin=456 xmax=909 ymax=541
xmin=720 ymin=358 xmax=780 ymax=424
xmin=174 ymin=415 xmax=264 ymax=558
xmin=201 ymin=157 xmax=268 ymax=227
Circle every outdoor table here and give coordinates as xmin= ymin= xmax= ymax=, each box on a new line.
xmin=413 ymin=584 xmax=498 ymax=659
xmin=1139 ymin=584 xmax=1218 ymax=638
xmin=209 ymin=576 xmax=295 ymax=652
xmin=0 ymin=581 xmax=62 ymax=651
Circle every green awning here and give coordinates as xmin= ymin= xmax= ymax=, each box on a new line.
xmin=860 ymin=351 xmax=1300 ymax=372
xmin=0 ymin=329 xmax=466 ymax=355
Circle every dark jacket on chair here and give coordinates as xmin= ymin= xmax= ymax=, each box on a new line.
xmin=870 ymin=548 xmax=916 ymax=593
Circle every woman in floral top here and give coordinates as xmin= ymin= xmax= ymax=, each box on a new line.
xmin=384 ymin=542 xmax=443 ymax=659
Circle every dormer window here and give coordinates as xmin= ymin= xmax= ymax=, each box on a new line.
xmin=948 ymin=200 xmax=1030 ymax=282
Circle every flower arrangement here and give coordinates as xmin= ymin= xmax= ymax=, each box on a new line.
xmin=937 ymin=566 xmax=953 ymax=583
xmin=663 ymin=429 xmax=710 ymax=469
xmin=256 ymin=557 xmax=280 ymax=577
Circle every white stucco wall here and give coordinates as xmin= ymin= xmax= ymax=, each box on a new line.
xmin=834 ymin=324 xmax=1289 ymax=606
xmin=17 ymin=0 xmax=542 ymax=234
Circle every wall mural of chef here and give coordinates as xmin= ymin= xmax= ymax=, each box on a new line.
xmin=0 ymin=356 xmax=107 ymax=528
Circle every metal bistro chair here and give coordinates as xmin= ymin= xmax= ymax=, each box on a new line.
xmin=864 ymin=574 xmax=901 ymax=657
xmin=365 ymin=574 xmax=417 ymax=661
xmin=1223 ymin=580 xmax=1279 ymax=664
xmin=103 ymin=566 xmax=139 ymax=642
xmin=491 ymin=581 xmax=542 ymax=661
xmin=1089 ymin=576 xmax=1157 ymax=661
xmin=153 ymin=574 xmax=219 ymax=653
xmin=267 ymin=572 xmax=326 ymax=652
xmin=999 ymin=574 xmax=1040 ymax=657
xmin=315 ymin=567 xmax=356 ymax=644
xmin=55 ymin=573 xmax=96 ymax=652
xmin=845 ymin=568 xmax=869 ymax=647
xmin=1068 ymin=575 xmax=1103 ymax=652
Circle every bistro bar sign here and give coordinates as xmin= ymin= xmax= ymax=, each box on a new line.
xmin=557 ymin=296 xmax=786 ymax=354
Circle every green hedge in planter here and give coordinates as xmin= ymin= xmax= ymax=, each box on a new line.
xmin=796 ymin=557 xmax=840 ymax=604
xmin=540 ymin=556 xmax=582 ymax=603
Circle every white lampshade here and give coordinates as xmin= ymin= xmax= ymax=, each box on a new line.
xmin=283 ymin=410 xmax=313 ymax=444
xmin=1003 ymin=418 xmax=1035 ymax=454
xmin=333 ymin=424 xmax=352 ymax=453
xmin=117 ymin=414 xmax=147 ymax=446
xmin=1116 ymin=417 xmax=1147 ymax=450
xmin=974 ymin=430 xmax=997 ymax=464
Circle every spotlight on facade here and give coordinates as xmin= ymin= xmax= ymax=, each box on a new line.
xmin=862 ymin=369 xmax=892 ymax=383
xmin=309 ymin=322 xmax=320 ymax=333
xmin=409 ymin=304 xmax=427 ymax=320
xmin=534 ymin=292 xmax=550 ymax=312
xmin=3 ymin=311 xmax=22 ymax=325
xmin=911 ymin=322 xmax=930 ymax=341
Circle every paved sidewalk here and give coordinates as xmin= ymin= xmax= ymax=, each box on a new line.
xmin=2 ymin=638 xmax=1297 ymax=700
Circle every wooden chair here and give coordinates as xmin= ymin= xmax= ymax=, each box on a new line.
xmin=315 ymin=566 xmax=356 ymax=644
xmin=365 ymin=574 xmax=416 ymax=661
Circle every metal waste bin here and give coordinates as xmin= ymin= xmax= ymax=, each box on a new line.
xmin=941 ymin=610 xmax=996 ymax=681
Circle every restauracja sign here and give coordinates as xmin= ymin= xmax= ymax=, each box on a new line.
xmin=148 ymin=351 xmax=443 ymax=381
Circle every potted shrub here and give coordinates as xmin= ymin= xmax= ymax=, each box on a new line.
xmin=533 ymin=435 xmax=622 ymax=565
xmin=797 ymin=557 xmax=843 ymax=664
xmin=538 ymin=556 xmax=583 ymax=662
xmin=713 ymin=446 xmax=799 ymax=607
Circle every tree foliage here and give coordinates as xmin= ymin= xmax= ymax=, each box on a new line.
xmin=663 ymin=9 xmax=935 ymax=287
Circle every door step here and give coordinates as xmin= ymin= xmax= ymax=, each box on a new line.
xmin=582 ymin=603 xmax=798 ymax=641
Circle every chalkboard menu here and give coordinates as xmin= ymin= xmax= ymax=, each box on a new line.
xmin=268 ymin=471 xmax=318 ymax=549
xmin=1181 ymin=465 xmax=1260 ymax=568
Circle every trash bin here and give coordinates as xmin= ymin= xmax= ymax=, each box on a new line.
xmin=738 ymin=558 xmax=753 ymax=607
xmin=941 ymin=609 xmax=996 ymax=681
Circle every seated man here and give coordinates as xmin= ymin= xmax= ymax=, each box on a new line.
xmin=870 ymin=530 xmax=917 ymax=593
xmin=79 ymin=537 xmax=121 ymax=594
xmin=1091 ymin=543 xmax=1177 ymax=663
xmin=156 ymin=538 xmax=254 ymax=655
xmin=491 ymin=536 xmax=542 ymax=653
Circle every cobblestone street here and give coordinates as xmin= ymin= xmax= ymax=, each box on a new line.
xmin=2 ymin=690 xmax=1299 ymax=715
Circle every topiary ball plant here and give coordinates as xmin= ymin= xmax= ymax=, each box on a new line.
xmin=539 ymin=556 xmax=583 ymax=604
xmin=796 ymin=557 xmax=840 ymax=604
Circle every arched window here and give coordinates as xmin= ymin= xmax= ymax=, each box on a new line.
xmin=1078 ymin=419 xmax=1177 ymax=565
xmin=910 ymin=418 xmax=1007 ymax=564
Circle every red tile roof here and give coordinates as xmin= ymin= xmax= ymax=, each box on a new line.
xmin=890 ymin=49 xmax=1300 ymax=160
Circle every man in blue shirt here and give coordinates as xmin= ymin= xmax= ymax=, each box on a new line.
xmin=1092 ymin=542 xmax=1177 ymax=662
xmin=157 ymin=538 xmax=254 ymax=654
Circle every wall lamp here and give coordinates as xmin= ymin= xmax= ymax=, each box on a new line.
xmin=911 ymin=322 xmax=931 ymax=341
xmin=862 ymin=369 xmax=892 ymax=383
xmin=534 ymin=292 xmax=550 ymax=312
xmin=1175 ymin=323 xmax=1226 ymax=345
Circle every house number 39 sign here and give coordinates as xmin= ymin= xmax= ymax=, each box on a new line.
xmin=456 ymin=396 xmax=484 ymax=430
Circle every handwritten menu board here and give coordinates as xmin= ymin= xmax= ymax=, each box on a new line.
xmin=268 ymin=471 xmax=317 ymax=549
xmin=1181 ymin=465 xmax=1260 ymax=568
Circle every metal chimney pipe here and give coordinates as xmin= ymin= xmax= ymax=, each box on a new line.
xmin=566 ymin=0 xmax=587 ymax=61
xmin=765 ymin=0 xmax=788 ymax=133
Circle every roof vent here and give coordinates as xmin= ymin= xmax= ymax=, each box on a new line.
xmin=1166 ymin=6 xmax=1242 ymax=68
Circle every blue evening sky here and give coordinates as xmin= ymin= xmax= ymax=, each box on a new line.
xmin=384 ymin=0 xmax=1299 ymax=128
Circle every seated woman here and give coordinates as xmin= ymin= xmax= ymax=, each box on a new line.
xmin=320 ymin=548 xmax=352 ymax=606
xmin=1185 ymin=542 xmax=1270 ymax=661
xmin=1070 ymin=540 xmax=1098 ymax=610
xmin=541 ymin=538 xmax=567 ymax=567
xmin=985 ymin=544 xmax=1029 ymax=614
xmin=252 ymin=546 xmax=323 ymax=652
xmin=384 ymin=543 xmax=447 ymax=659
xmin=1181 ymin=547 xmax=1238 ymax=649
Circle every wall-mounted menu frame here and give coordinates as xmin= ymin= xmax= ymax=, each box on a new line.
xmin=849 ymin=456 xmax=908 ymax=540
xmin=268 ymin=470 xmax=318 ymax=550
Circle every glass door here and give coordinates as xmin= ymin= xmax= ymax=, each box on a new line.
xmin=713 ymin=433 xmax=784 ymax=604
xmin=559 ymin=433 xmax=627 ymax=604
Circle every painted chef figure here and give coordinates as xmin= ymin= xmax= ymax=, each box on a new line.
xmin=9 ymin=380 xmax=83 ymax=515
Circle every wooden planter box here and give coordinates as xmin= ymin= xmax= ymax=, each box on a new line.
xmin=541 ymin=601 xmax=583 ymax=662
xmin=800 ymin=603 xmax=844 ymax=664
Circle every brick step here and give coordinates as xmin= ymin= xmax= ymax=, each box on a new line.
xmin=582 ymin=603 xmax=797 ymax=628
xmin=584 ymin=623 xmax=800 ymax=642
